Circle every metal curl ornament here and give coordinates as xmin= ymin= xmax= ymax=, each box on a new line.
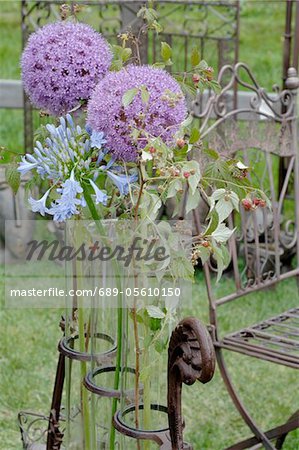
xmin=167 ymin=317 xmax=215 ymax=450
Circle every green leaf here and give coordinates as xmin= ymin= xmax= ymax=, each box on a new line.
xmin=186 ymin=188 xmax=200 ymax=214
xmin=152 ymin=20 xmax=163 ymax=33
xmin=137 ymin=6 xmax=158 ymax=23
xmin=177 ymin=79 xmax=197 ymax=98
xmin=204 ymin=158 xmax=231 ymax=184
xmin=213 ymin=243 xmax=231 ymax=282
xmin=183 ymin=161 xmax=201 ymax=195
xmin=171 ymin=252 xmax=194 ymax=280
xmin=191 ymin=47 xmax=201 ymax=67
xmin=5 ymin=166 xmax=20 ymax=194
xmin=198 ymin=60 xmax=208 ymax=70
xmin=211 ymin=188 xmax=226 ymax=201
xmin=154 ymin=338 xmax=167 ymax=353
xmin=146 ymin=305 xmax=165 ymax=319
xmin=149 ymin=317 xmax=162 ymax=332
xmin=174 ymin=144 xmax=188 ymax=161
xmin=152 ymin=62 xmax=166 ymax=69
xmin=212 ymin=223 xmax=235 ymax=243
xmin=122 ymin=47 xmax=132 ymax=62
xmin=122 ymin=88 xmax=138 ymax=107
xmin=164 ymin=59 xmax=173 ymax=67
xmin=204 ymin=148 xmax=219 ymax=160
xmin=197 ymin=245 xmax=211 ymax=265
xmin=211 ymin=189 xmax=239 ymax=223
xmin=209 ymin=79 xmax=221 ymax=94
xmin=181 ymin=114 xmax=194 ymax=128
xmin=189 ymin=127 xmax=200 ymax=145
xmin=161 ymin=41 xmax=172 ymax=61
xmin=204 ymin=209 xmax=219 ymax=236
xmin=110 ymin=59 xmax=123 ymax=72
xmin=141 ymin=85 xmax=150 ymax=104
xmin=215 ymin=197 xmax=234 ymax=223
xmin=166 ymin=179 xmax=182 ymax=199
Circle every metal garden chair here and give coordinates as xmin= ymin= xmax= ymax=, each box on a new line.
xmin=168 ymin=62 xmax=299 ymax=450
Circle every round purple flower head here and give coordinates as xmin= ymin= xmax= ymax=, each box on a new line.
xmin=21 ymin=21 xmax=112 ymax=116
xmin=87 ymin=65 xmax=187 ymax=161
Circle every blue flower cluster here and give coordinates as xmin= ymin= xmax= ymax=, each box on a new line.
xmin=18 ymin=114 xmax=138 ymax=222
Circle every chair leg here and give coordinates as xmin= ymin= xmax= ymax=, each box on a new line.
xmin=216 ymin=347 xmax=276 ymax=450
xmin=275 ymin=410 xmax=299 ymax=449
xmin=46 ymin=352 xmax=65 ymax=450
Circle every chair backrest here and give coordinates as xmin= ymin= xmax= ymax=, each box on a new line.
xmin=193 ymin=63 xmax=299 ymax=328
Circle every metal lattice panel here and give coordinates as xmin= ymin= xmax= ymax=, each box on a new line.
xmin=197 ymin=64 xmax=299 ymax=300
xmin=220 ymin=307 xmax=299 ymax=369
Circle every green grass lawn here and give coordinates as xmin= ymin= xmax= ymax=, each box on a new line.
xmin=1 ymin=1 xmax=299 ymax=449
xmin=1 ymin=267 xmax=298 ymax=449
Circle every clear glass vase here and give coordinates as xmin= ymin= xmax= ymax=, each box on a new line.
xmin=113 ymin=220 xmax=191 ymax=450
xmin=61 ymin=220 xmax=118 ymax=450
xmin=61 ymin=219 xmax=191 ymax=450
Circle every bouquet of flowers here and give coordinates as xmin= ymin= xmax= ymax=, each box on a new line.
xmin=7 ymin=5 xmax=268 ymax=450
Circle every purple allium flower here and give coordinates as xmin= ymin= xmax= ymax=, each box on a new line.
xmin=21 ymin=22 xmax=112 ymax=116
xmin=87 ymin=65 xmax=187 ymax=161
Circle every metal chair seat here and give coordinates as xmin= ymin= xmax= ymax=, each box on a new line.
xmin=218 ymin=307 xmax=299 ymax=369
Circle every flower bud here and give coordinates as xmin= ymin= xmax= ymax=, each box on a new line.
xmin=206 ymin=67 xmax=214 ymax=81
xmin=242 ymin=198 xmax=253 ymax=211
xmin=176 ymin=138 xmax=185 ymax=148
xmin=192 ymin=74 xmax=200 ymax=84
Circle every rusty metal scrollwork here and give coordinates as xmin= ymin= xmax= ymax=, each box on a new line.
xmin=167 ymin=317 xmax=215 ymax=450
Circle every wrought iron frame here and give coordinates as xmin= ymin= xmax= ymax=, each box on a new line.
xmin=168 ymin=63 xmax=299 ymax=449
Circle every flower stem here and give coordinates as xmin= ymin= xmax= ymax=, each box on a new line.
xmin=142 ymin=346 xmax=151 ymax=450
xmin=76 ymin=261 xmax=91 ymax=450
xmin=109 ymin=299 xmax=123 ymax=450
xmin=83 ymin=190 xmax=123 ymax=450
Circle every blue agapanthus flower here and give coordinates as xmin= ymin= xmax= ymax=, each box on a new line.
xmin=18 ymin=114 xmax=139 ymax=221
xmin=106 ymin=171 xmax=138 ymax=196
xmin=90 ymin=130 xmax=107 ymax=150
xmin=47 ymin=170 xmax=85 ymax=222
xmin=28 ymin=189 xmax=51 ymax=216
xmin=89 ymin=179 xmax=108 ymax=205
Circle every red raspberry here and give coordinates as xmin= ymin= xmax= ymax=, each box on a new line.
xmin=176 ymin=138 xmax=185 ymax=148
xmin=258 ymin=199 xmax=266 ymax=208
xmin=171 ymin=168 xmax=180 ymax=176
xmin=206 ymin=67 xmax=214 ymax=81
xmin=192 ymin=74 xmax=200 ymax=84
xmin=149 ymin=147 xmax=156 ymax=154
xmin=242 ymin=198 xmax=253 ymax=211
xmin=183 ymin=171 xmax=191 ymax=178
xmin=202 ymin=241 xmax=210 ymax=248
